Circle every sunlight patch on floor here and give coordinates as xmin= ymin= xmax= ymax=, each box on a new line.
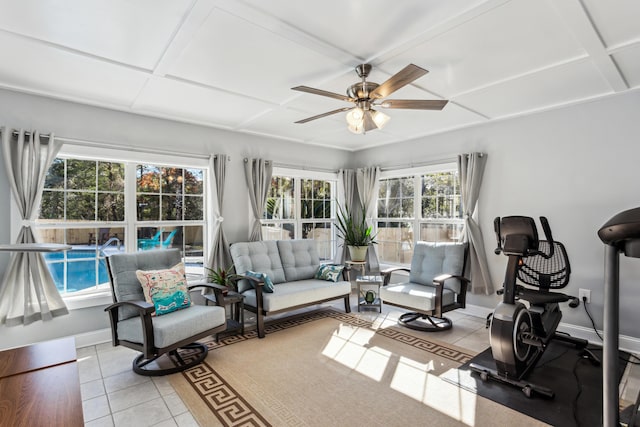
xmin=392 ymin=363 xmax=477 ymax=426
xmin=321 ymin=322 xmax=479 ymax=426
xmin=322 ymin=324 xmax=390 ymax=381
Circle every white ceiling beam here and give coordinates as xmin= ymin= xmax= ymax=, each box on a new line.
xmin=370 ymin=0 xmax=512 ymax=66
xmin=152 ymin=0 xmax=220 ymax=77
xmin=215 ymin=0 xmax=356 ymax=67
xmin=549 ymin=0 xmax=627 ymax=92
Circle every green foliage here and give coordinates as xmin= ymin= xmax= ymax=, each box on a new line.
xmin=204 ymin=264 xmax=239 ymax=291
xmin=335 ymin=203 xmax=377 ymax=247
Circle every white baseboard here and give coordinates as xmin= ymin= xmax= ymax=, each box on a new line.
xmin=463 ymin=304 xmax=640 ymax=354
xmin=74 ymin=328 xmax=111 ymax=348
xmin=557 ymin=323 xmax=640 ymax=354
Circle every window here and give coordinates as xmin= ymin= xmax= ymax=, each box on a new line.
xmin=34 ymin=154 xmax=208 ymax=297
xmin=136 ymin=165 xmax=205 ymax=270
xmin=376 ymin=163 xmax=462 ymax=265
xmin=261 ymin=170 xmax=337 ymax=261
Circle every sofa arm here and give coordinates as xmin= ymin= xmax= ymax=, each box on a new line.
xmin=381 ymin=267 xmax=411 ymax=286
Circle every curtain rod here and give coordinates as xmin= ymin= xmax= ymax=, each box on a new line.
xmin=379 ymin=156 xmax=467 ymax=172
xmin=243 ymin=158 xmax=338 ymax=174
xmin=58 ymin=136 xmax=213 ymax=160
xmin=380 ymin=153 xmax=484 ymax=172
xmin=8 ymin=130 xmax=230 ymax=161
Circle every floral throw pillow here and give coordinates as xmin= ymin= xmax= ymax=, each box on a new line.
xmin=315 ymin=265 xmax=345 ymax=282
xmin=244 ymin=270 xmax=275 ymax=293
xmin=136 ymin=262 xmax=191 ymax=316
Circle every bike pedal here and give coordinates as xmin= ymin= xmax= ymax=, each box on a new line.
xmin=485 ymin=313 xmax=493 ymax=329
xmin=521 ymin=332 xmax=544 ymax=347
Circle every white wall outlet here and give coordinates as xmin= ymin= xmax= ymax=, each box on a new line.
xmin=579 ymin=288 xmax=591 ymax=304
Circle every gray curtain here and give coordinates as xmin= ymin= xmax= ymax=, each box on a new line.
xmin=356 ymin=166 xmax=380 ymax=274
xmin=244 ymin=158 xmax=273 ymax=241
xmin=0 ymin=128 xmax=68 ymax=326
xmin=334 ymin=169 xmax=356 ymax=265
xmin=207 ymin=154 xmax=232 ymax=271
xmin=458 ymin=152 xmax=493 ymax=294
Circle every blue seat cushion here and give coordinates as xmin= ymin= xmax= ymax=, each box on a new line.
xmin=117 ymin=305 xmax=226 ymax=349
xmin=380 ymin=282 xmax=455 ymax=312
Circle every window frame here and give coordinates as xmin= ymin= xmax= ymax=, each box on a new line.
xmin=376 ymin=162 xmax=463 ymax=266
xmin=260 ymin=167 xmax=339 ymax=260
xmin=13 ymin=144 xmax=211 ymax=308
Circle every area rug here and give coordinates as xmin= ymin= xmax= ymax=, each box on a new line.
xmin=170 ymin=309 xmax=548 ymax=426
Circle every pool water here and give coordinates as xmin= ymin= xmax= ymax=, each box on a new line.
xmin=44 ymin=249 xmax=109 ymax=293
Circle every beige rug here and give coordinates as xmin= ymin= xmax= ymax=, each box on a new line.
xmin=170 ymin=309 xmax=548 ymax=426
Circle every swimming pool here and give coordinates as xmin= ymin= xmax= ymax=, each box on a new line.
xmin=44 ymin=249 xmax=110 ymax=294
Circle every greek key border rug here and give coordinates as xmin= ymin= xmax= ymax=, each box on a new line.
xmin=170 ymin=309 xmax=546 ymax=427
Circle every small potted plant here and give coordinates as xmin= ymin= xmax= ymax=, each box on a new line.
xmin=335 ymin=203 xmax=377 ymax=262
xmin=204 ymin=264 xmax=239 ymax=293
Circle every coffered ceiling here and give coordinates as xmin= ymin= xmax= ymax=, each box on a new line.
xmin=0 ymin=0 xmax=637 ymax=151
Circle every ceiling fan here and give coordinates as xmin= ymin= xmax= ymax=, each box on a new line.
xmin=292 ymin=63 xmax=448 ymax=134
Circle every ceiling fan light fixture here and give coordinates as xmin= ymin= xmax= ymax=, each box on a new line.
xmin=293 ymin=63 xmax=446 ymax=134
xmin=345 ymin=107 xmax=364 ymax=127
xmin=370 ymin=109 xmax=390 ymax=130
xmin=347 ymin=122 xmax=364 ymax=134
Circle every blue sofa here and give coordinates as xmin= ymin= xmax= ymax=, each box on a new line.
xmin=230 ymin=239 xmax=351 ymax=338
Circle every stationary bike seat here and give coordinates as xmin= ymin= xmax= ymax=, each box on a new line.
xmin=517 ymin=287 xmax=571 ymax=305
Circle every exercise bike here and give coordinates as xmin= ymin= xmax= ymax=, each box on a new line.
xmin=470 ymin=216 xmax=599 ymax=398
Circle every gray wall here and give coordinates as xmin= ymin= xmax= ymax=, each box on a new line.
xmin=2 ymin=87 xmax=639 ymax=349
xmin=355 ymin=90 xmax=640 ymax=337
xmin=0 ymin=88 xmax=352 ymax=349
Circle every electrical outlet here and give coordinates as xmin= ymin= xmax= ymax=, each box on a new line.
xmin=579 ymin=288 xmax=591 ymax=304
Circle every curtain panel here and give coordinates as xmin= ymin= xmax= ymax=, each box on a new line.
xmin=356 ymin=166 xmax=381 ymax=274
xmin=243 ymin=158 xmax=273 ymax=242
xmin=334 ymin=169 xmax=356 ymax=265
xmin=458 ymin=152 xmax=493 ymax=294
xmin=207 ymin=154 xmax=233 ymax=272
xmin=0 ymin=127 xmax=68 ymax=326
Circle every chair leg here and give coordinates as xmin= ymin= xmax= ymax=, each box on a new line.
xmin=344 ymin=295 xmax=351 ymax=313
xmin=132 ymin=342 xmax=208 ymax=376
xmin=256 ymin=312 xmax=265 ymax=339
xmin=398 ymin=312 xmax=452 ymax=332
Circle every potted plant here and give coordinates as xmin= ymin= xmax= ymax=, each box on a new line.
xmin=204 ymin=264 xmax=239 ymax=293
xmin=335 ymin=203 xmax=377 ymax=262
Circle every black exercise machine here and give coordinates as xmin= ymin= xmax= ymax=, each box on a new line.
xmin=470 ymin=216 xmax=598 ymax=398
xmin=598 ymin=207 xmax=640 ymax=427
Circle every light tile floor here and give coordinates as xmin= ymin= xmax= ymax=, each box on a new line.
xmin=78 ymin=290 xmax=639 ymax=426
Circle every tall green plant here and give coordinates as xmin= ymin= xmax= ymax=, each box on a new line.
xmin=335 ymin=203 xmax=377 ymax=246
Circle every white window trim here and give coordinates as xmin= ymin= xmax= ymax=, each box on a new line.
xmin=259 ymin=167 xmax=339 ymax=259
xmin=376 ymin=161 xmax=462 ymax=266
xmin=11 ymin=145 xmax=212 ymax=310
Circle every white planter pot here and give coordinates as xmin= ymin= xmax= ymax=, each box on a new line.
xmin=348 ymin=245 xmax=368 ymax=262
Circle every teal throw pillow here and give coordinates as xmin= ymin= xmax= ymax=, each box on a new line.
xmin=315 ymin=265 xmax=327 ymax=279
xmin=244 ymin=270 xmax=275 ymax=293
xmin=316 ymin=264 xmax=344 ymax=282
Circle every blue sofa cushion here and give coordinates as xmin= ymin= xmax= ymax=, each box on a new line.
xmin=277 ymin=240 xmax=321 ymax=282
xmin=230 ymin=241 xmax=286 ymax=293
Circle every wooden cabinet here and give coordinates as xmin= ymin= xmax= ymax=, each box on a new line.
xmin=0 ymin=337 xmax=84 ymax=426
